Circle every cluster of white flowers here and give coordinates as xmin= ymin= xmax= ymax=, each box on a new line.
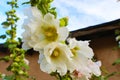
xmin=22 ymin=7 xmax=101 ymax=80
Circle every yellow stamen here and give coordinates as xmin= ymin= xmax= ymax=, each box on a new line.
xmin=51 ymin=48 xmax=60 ymax=58
xmin=71 ymin=46 xmax=80 ymax=56
xmin=42 ymin=26 xmax=58 ymax=42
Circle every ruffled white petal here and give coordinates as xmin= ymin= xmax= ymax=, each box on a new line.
xmin=68 ymin=38 xmax=94 ymax=59
xmin=40 ymin=56 xmax=55 ymax=74
xmin=58 ymin=27 xmax=69 ymax=41
xmin=39 ymin=42 xmax=74 ymax=75
xmin=87 ymin=60 xmax=101 ymax=76
xmin=22 ymin=7 xmax=69 ymax=50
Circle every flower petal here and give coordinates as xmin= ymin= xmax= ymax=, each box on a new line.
xmin=58 ymin=27 xmax=69 ymax=41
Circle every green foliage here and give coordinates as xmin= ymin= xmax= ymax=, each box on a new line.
xmin=22 ymin=0 xmax=57 ymax=17
xmin=0 ymin=56 xmax=10 ymax=62
xmin=114 ymin=29 xmax=120 ymax=65
xmin=2 ymin=74 xmax=34 ymax=80
xmin=0 ymin=35 xmax=6 ymax=39
xmin=2 ymin=9 xmax=19 ymax=29
xmin=115 ymin=29 xmax=120 ymax=35
xmin=0 ymin=0 xmax=32 ymax=80
xmin=30 ymin=0 xmax=57 ymax=17
xmin=91 ymin=72 xmax=117 ymax=80
xmin=50 ymin=71 xmax=72 ymax=80
xmin=49 ymin=7 xmax=57 ymax=18
xmin=90 ymin=75 xmax=105 ymax=80
xmin=2 ymin=75 xmax=15 ymax=80
xmin=2 ymin=22 xmax=11 ymax=28
xmin=112 ymin=58 xmax=120 ymax=65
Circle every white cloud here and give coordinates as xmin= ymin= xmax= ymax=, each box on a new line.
xmin=0 ymin=13 xmax=6 ymax=23
xmin=1 ymin=0 xmax=120 ymax=37
xmin=52 ymin=0 xmax=120 ymax=30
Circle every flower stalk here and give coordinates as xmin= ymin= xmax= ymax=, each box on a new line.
xmin=1 ymin=0 xmax=31 ymax=80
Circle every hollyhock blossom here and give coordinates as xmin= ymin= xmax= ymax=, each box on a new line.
xmin=68 ymin=38 xmax=94 ymax=59
xmin=22 ymin=7 xmax=69 ymax=51
xmin=68 ymin=38 xmax=101 ymax=79
xmin=22 ymin=7 xmax=43 ymax=50
xmin=87 ymin=60 xmax=101 ymax=76
xmin=38 ymin=42 xmax=74 ymax=75
xmin=71 ymin=61 xmax=101 ymax=80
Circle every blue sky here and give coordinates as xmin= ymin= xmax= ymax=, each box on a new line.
xmin=0 ymin=0 xmax=120 ymax=42
xmin=52 ymin=0 xmax=120 ymax=30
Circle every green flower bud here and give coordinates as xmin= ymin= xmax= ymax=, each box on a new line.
xmin=9 ymin=20 xmax=15 ymax=24
xmin=23 ymin=71 xmax=28 ymax=76
xmin=14 ymin=57 xmax=20 ymax=62
xmin=6 ymin=30 xmax=11 ymax=35
xmin=18 ymin=70 xmax=24 ymax=75
xmin=12 ymin=62 xmax=19 ymax=67
xmin=11 ymin=1 xmax=16 ymax=5
xmin=15 ymin=48 xmax=20 ymax=51
xmin=11 ymin=68 xmax=15 ymax=72
xmin=10 ymin=54 xmax=15 ymax=58
xmin=7 ymin=18 xmax=13 ymax=21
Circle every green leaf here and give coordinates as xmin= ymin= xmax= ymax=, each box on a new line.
xmin=49 ymin=7 xmax=57 ymax=17
xmin=41 ymin=0 xmax=53 ymax=3
xmin=30 ymin=0 xmax=39 ymax=6
xmin=8 ymin=44 xmax=17 ymax=49
xmin=0 ymin=56 xmax=10 ymax=62
xmin=59 ymin=17 xmax=68 ymax=27
xmin=1 ymin=22 xmax=10 ymax=28
xmin=104 ymin=72 xmax=117 ymax=79
xmin=112 ymin=58 xmax=120 ymax=65
xmin=37 ymin=4 xmax=48 ymax=15
xmin=0 ymin=35 xmax=6 ymax=39
xmin=115 ymin=29 xmax=120 ymax=35
xmin=22 ymin=1 xmax=30 ymax=5
xmin=17 ymin=37 xmax=22 ymax=45
xmin=90 ymin=72 xmax=118 ymax=80
xmin=20 ymin=63 xmax=29 ymax=70
xmin=3 ymin=75 xmax=15 ymax=80
xmin=6 ymin=65 xmax=12 ymax=71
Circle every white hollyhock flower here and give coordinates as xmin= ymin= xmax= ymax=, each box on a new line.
xmin=38 ymin=42 xmax=74 ymax=75
xmin=22 ymin=7 xmax=43 ymax=50
xmin=87 ymin=60 xmax=101 ymax=76
xmin=22 ymin=7 xmax=69 ymax=50
xmin=68 ymin=38 xmax=101 ymax=79
xmin=68 ymin=38 xmax=94 ymax=59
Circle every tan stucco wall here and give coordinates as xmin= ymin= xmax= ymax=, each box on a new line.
xmin=90 ymin=36 xmax=120 ymax=80
xmin=0 ymin=36 xmax=120 ymax=80
xmin=0 ymin=52 xmax=55 ymax=80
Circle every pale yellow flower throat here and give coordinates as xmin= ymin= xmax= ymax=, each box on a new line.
xmin=43 ymin=26 xmax=58 ymax=42
xmin=51 ymin=48 xmax=60 ymax=58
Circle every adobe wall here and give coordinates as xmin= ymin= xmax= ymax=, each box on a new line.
xmin=90 ymin=36 xmax=120 ymax=80
xmin=0 ymin=51 xmax=55 ymax=80
xmin=0 ymin=36 xmax=120 ymax=80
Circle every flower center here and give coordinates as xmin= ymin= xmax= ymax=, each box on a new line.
xmin=45 ymin=32 xmax=53 ymax=37
xmin=43 ymin=26 xmax=58 ymax=42
xmin=71 ymin=46 xmax=80 ymax=56
xmin=51 ymin=48 xmax=60 ymax=58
